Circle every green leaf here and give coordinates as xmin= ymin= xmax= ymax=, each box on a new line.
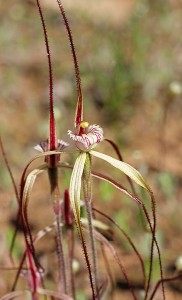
xmin=90 ymin=150 xmax=150 ymax=190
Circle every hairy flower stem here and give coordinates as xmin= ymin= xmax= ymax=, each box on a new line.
xmin=56 ymin=0 xmax=83 ymax=127
xmin=150 ymin=273 xmax=182 ymax=300
xmin=93 ymin=207 xmax=146 ymax=289
xmin=83 ymin=154 xmax=99 ymax=299
xmin=55 ymin=213 xmax=67 ymax=294
xmin=64 ymin=189 xmax=76 ymax=298
xmin=77 ymin=219 xmax=96 ymax=300
xmin=66 ymin=226 xmax=75 ymax=299
xmin=48 ymin=168 xmax=67 ymax=294
xmin=145 ymin=191 xmax=165 ymax=300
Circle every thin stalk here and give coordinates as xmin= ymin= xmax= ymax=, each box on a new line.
xmin=85 ymin=201 xmax=99 ymax=299
xmin=0 ymin=138 xmax=21 ymax=263
xmin=26 ymin=246 xmax=39 ymax=300
xmin=66 ymin=226 xmax=76 ymax=299
xmin=22 ymin=194 xmax=42 ymax=272
xmin=77 ymin=219 xmax=96 ymax=300
xmin=55 ymin=212 xmax=67 ymax=294
xmin=100 ymin=243 xmax=115 ymax=290
xmin=92 ymin=171 xmax=164 ymax=298
xmin=145 ymin=191 xmax=165 ymax=300
xmin=64 ymin=190 xmax=76 ymax=298
xmin=93 ymin=207 xmax=146 ymax=289
xmin=56 ymin=0 xmax=83 ymax=127
xmin=59 ymin=163 xmax=164 ymax=297
xmin=83 ymin=226 xmax=137 ymax=300
xmin=12 ymin=252 xmax=26 ymax=291
xmin=36 ymin=0 xmax=56 ymax=151
xmin=105 ymin=139 xmax=165 ymax=299
xmin=0 ymin=138 xmax=19 ymax=202
xmin=150 ymin=273 xmax=182 ymax=300
xmin=83 ymin=154 xmax=99 ymax=299
xmin=48 ymin=168 xmax=67 ymax=294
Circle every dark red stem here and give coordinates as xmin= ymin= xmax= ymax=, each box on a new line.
xmin=0 ymin=137 xmax=19 ymax=203
xmin=36 ymin=0 xmax=56 ymax=154
xmin=93 ymin=207 xmax=146 ymax=288
xmin=150 ymin=273 xmax=182 ymax=299
xmin=56 ymin=0 xmax=83 ymax=127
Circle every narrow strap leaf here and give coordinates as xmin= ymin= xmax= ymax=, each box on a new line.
xmin=90 ymin=150 xmax=150 ymax=191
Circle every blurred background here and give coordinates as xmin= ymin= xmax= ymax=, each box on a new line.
xmin=0 ymin=0 xmax=182 ymax=299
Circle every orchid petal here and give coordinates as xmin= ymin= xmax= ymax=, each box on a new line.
xmin=34 ymin=144 xmax=44 ymax=152
xmin=69 ymin=153 xmax=86 ymax=223
xmin=90 ymin=150 xmax=150 ymax=190
xmin=57 ymin=139 xmax=69 ymax=150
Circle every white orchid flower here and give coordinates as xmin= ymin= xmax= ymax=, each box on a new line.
xmin=68 ymin=122 xmax=104 ymax=152
xmin=68 ymin=120 xmax=150 ymax=225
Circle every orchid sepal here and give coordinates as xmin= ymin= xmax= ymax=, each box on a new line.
xmin=69 ymin=152 xmax=87 ymax=224
xmin=90 ymin=150 xmax=150 ymax=191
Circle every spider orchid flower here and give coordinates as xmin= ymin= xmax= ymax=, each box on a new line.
xmin=68 ymin=122 xmax=104 ymax=152
xmin=68 ymin=120 xmax=150 ymax=227
xmin=67 ymin=119 xmax=152 ymax=299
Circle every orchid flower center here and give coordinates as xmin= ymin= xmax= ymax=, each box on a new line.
xmin=68 ymin=121 xmax=104 ymax=152
xmin=79 ymin=121 xmax=89 ymax=135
